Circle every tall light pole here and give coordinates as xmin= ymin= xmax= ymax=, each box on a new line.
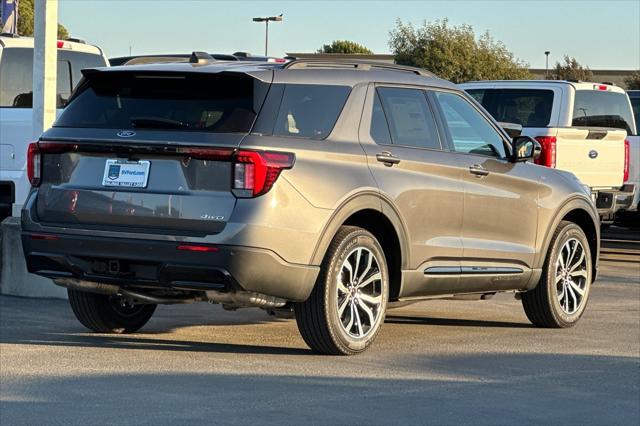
xmin=252 ymin=14 xmax=283 ymax=56
xmin=545 ymin=51 xmax=551 ymax=79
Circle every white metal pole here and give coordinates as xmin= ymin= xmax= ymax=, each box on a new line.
xmin=32 ymin=0 xmax=58 ymax=138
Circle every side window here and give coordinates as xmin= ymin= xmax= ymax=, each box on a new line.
xmin=56 ymin=60 xmax=72 ymax=107
xmin=273 ymin=84 xmax=351 ymax=140
xmin=572 ymin=90 xmax=636 ymax=135
xmin=0 ymin=48 xmax=33 ymax=107
xmin=0 ymin=48 xmax=89 ymax=108
xmin=370 ymin=91 xmax=392 ymax=144
xmin=58 ymin=50 xmax=108 ymax=88
xmin=376 ymin=87 xmax=440 ymax=150
xmin=466 ymin=89 xmax=486 ymax=104
xmin=434 ymin=91 xmax=506 ymax=158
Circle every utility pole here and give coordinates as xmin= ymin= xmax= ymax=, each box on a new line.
xmin=32 ymin=0 xmax=58 ymax=138
xmin=252 ymin=14 xmax=283 ymax=56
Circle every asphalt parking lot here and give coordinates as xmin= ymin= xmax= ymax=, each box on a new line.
xmin=1 ymin=259 xmax=638 ymax=425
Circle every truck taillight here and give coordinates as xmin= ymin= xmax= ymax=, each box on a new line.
xmin=27 ymin=142 xmax=41 ymax=186
xmin=534 ymin=136 xmax=557 ymax=168
xmin=624 ymin=139 xmax=630 ymax=182
xmin=232 ymin=150 xmax=295 ymax=198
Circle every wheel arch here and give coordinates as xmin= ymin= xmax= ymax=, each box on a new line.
xmin=310 ymin=192 xmax=409 ymax=301
xmin=537 ymin=197 xmax=600 ymax=282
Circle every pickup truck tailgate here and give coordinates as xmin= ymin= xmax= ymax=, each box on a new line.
xmin=555 ymin=128 xmax=627 ymax=188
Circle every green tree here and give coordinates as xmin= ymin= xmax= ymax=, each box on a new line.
xmin=550 ymin=55 xmax=593 ymax=81
xmin=388 ymin=18 xmax=530 ymax=83
xmin=16 ymin=0 xmax=69 ymax=39
xmin=317 ymin=40 xmax=373 ymax=54
xmin=624 ymin=71 xmax=640 ymax=90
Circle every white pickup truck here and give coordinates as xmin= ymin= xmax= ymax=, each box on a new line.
xmin=460 ymin=80 xmax=636 ymax=224
xmin=0 ymin=34 xmax=109 ymax=219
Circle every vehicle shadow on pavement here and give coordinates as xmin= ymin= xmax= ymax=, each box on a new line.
xmin=1 ymin=354 xmax=638 ymax=425
xmin=385 ymin=315 xmax=533 ymax=328
xmin=5 ymin=332 xmax=312 ymax=356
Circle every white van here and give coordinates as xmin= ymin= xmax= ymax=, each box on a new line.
xmin=0 ymin=34 xmax=109 ymax=218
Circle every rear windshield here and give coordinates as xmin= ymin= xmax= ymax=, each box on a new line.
xmin=55 ymin=72 xmax=267 ymax=133
xmin=0 ymin=47 xmax=106 ymax=108
xmin=466 ymin=88 xmax=554 ymax=128
xmin=572 ymin=90 xmax=636 ymax=135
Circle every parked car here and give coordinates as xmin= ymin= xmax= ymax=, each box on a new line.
xmin=109 ymin=52 xmax=238 ymax=66
xmin=21 ymin=59 xmax=599 ymax=355
xmin=0 ymin=33 xmax=109 ymax=220
xmin=460 ymin=80 xmax=636 ymax=225
xmin=616 ymin=90 xmax=640 ymax=226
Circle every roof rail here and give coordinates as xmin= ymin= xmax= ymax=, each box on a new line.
xmin=66 ymin=37 xmax=86 ymax=44
xmin=283 ymin=59 xmax=434 ymax=77
xmin=0 ymin=32 xmax=20 ymax=38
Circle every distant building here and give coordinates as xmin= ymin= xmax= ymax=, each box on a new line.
xmin=286 ymin=53 xmax=636 ymax=89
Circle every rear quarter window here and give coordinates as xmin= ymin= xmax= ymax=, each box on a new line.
xmin=572 ymin=90 xmax=636 ymax=135
xmin=273 ymin=84 xmax=351 ymax=140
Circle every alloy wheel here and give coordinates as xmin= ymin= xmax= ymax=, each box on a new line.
xmin=336 ymin=247 xmax=383 ymax=338
xmin=555 ymin=238 xmax=588 ymax=315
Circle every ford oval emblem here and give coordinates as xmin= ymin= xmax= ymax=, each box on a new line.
xmin=588 ymin=150 xmax=598 ymax=159
xmin=116 ymin=130 xmax=136 ymax=138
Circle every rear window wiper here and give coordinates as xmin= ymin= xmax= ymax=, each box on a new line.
xmin=130 ymin=116 xmax=192 ymax=129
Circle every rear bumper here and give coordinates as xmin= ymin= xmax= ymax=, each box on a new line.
xmin=593 ymin=184 xmax=635 ymax=221
xmin=21 ymin=232 xmax=319 ymax=302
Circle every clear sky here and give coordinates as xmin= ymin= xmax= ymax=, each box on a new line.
xmin=59 ymin=0 xmax=640 ymax=69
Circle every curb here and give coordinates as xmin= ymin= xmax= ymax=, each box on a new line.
xmin=1 ymin=217 xmax=67 ymax=299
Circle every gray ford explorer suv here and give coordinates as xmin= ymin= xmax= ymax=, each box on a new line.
xmin=21 ymin=58 xmax=600 ymax=355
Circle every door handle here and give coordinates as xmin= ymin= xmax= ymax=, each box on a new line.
xmin=469 ymin=164 xmax=489 ymax=177
xmin=376 ymin=151 xmax=401 ymax=166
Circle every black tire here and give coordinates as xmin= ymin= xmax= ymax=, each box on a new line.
xmin=295 ymin=226 xmax=389 ymax=355
xmin=68 ymin=289 xmax=157 ymax=333
xmin=522 ymin=221 xmax=592 ymax=328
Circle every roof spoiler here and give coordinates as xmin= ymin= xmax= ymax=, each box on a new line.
xmin=189 ymin=51 xmax=215 ymax=65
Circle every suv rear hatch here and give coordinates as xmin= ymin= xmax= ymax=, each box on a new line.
xmin=31 ymin=68 xmax=272 ymax=235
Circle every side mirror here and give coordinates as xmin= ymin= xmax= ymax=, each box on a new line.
xmin=498 ymin=122 xmax=523 ymax=138
xmin=511 ymin=136 xmax=541 ymax=162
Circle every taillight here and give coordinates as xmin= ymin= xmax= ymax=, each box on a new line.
xmin=28 ymin=141 xmax=77 ymax=187
xmin=534 ymin=136 xmax=557 ymax=168
xmin=176 ymin=147 xmax=233 ymax=161
xmin=623 ymin=139 xmax=630 ymax=182
xmin=232 ymin=150 xmax=295 ymax=197
xmin=27 ymin=142 xmax=41 ymax=186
